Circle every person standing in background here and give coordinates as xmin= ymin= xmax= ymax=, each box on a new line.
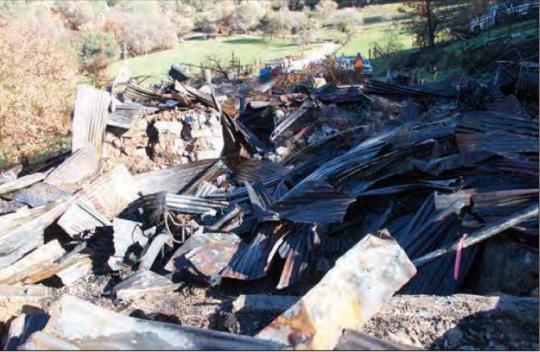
xmin=354 ymin=52 xmax=364 ymax=80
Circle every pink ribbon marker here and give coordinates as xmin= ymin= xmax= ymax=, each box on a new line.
xmin=453 ymin=233 xmax=468 ymax=280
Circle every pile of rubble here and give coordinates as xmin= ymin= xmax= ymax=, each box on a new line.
xmin=0 ymin=61 xmax=538 ymax=350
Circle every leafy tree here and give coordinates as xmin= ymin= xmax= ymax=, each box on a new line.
xmin=78 ymin=30 xmax=120 ymax=69
xmin=261 ymin=9 xmax=295 ymax=38
xmin=52 ymin=0 xmax=107 ymax=30
xmin=0 ymin=17 xmax=78 ymax=163
xmin=403 ymin=0 xmax=468 ymax=48
xmin=105 ymin=8 xmax=177 ymax=55
xmin=160 ymin=1 xmax=195 ymax=38
xmin=297 ymin=16 xmax=320 ymax=46
xmin=315 ymin=0 xmax=338 ymax=16
xmin=231 ymin=1 xmax=270 ymax=34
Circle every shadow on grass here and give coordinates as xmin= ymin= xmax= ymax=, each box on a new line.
xmin=222 ymin=37 xmax=298 ymax=48
xmin=223 ymin=37 xmax=268 ymax=45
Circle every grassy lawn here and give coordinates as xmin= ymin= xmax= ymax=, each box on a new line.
xmin=370 ymin=18 xmax=539 ymax=81
xmin=108 ymin=36 xmax=320 ymax=82
xmin=337 ymin=20 xmax=414 ymax=57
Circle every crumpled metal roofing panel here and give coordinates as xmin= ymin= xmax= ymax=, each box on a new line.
xmin=21 ymin=295 xmax=284 ymax=350
xmin=71 ymin=85 xmax=111 ymax=155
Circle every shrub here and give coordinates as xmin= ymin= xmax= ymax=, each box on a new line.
xmin=78 ymin=30 xmax=120 ymax=69
xmin=52 ymin=0 xmax=107 ymax=31
xmin=327 ymin=8 xmax=362 ymax=41
xmin=261 ymin=8 xmax=305 ymax=37
xmin=157 ymin=2 xmax=196 ymax=38
xmin=297 ymin=16 xmax=320 ymax=46
xmin=105 ymin=9 xmax=177 ymax=56
xmin=0 ymin=18 xmax=78 ymax=164
xmin=231 ymin=1 xmax=270 ymax=34
xmin=315 ymin=0 xmax=338 ymax=16
xmin=194 ymin=12 xmax=218 ymax=34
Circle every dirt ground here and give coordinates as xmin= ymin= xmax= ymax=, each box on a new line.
xmin=52 ymin=268 xmax=539 ymax=351
xmin=363 ymin=294 xmax=539 ymax=350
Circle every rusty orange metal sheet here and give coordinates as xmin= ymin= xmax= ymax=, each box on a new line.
xmin=256 ymin=229 xmax=416 ymax=350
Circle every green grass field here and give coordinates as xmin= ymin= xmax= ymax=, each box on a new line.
xmin=337 ymin=20 xmax=413 ymax=57
xmin=369 ymin=18 xmax=539 ymax=81
xmin=108 ymin=36 xmax=320 ymax=81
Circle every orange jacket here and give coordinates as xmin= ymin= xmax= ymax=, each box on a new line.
xmin=354 ymin=57 xmax=363 ymax=71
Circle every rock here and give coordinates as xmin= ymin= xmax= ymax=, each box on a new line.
xmin=445 ymin=328 xmax=464 ymax=347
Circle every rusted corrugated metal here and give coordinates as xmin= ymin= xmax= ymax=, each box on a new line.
xmin=484 ymin=95 xmax=531 ymax=118
xmin=0 ymin=173 xmax=46 ymax=196
xmin=57 ymin=165 xmax=138 ymax=236
xmin=270 ymin=100 xmax=312 ymax=141
xmin=21 ymin=295 xmax=284 ymax=350
xmin=230 ymin=160 xmax=288 ymax=185
xmin=45 ymin=146 xmax=100 ymax=191
xmin=108 ymin=102 xmax=159 ymax=129
xmin=71 ymin=85 xmax=111 ymax=155
xmin=165 ymin=193 xmax=229 ymax=216
xmin=221 ymin=222 xmax=281 ymax=281
xmin=256 ymin=230 xmax=416 ymax=350
xmin=135 ymin=159 xmax=218 ymax=196
xmin=165 ymin=232 xmax=241 ymax=283
xmin=0 ymin=199 xmax=72 ymax=269
xmin=57 ymin=199 xmax=111 ymax=237
xmin=13 ymin=182 xmax=72 ymax=207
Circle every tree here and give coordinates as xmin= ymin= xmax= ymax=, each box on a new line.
xmin=160 ymin=1 xmax=195 ymax=38
xmin=231 ymin=1 xmax=269 ymax=34
xmin=315 ymin=0 xmax=338 ymax=16
xmin=0 ymin=17 xmax=78 ymax=163
xmin=404 ymin=0 xmax=468 ymax=48
xmin=297 ymin=15 xmax=320 ymax=47
xmin=78 ymin=30 xmax=120 ymax=69
xmin=261 ymin=9 xmax=295 ymax=38
xmin=105 ymin=8 xmax=177 ymax=55
xmin=52 ymin=0 xmax=106 ymax=31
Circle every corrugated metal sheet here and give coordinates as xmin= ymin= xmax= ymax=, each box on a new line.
xmin=484 ymin=95 xmax=531 ymax=118
xmin=0 ymin=239 xmax=66 ymax=285
xmin=135 ymin=159 xmax=217 ymax=196
xmin=45 ymin=146 xmax=100 ymax=191
xmin=57 ymin=165 xmax=138 ymax=236
xmin=272 ymin=181 xmax=355 ymax=223
xmin=57 ymin=199 xmax=111 ymax=237
xmin=108 ymin=102 xmax=159 ymax=129
xmin=270 ymin=100 xmax=312 ymax=141
xmin=0 ymin=199 xmax=72 ymax=269
xmin=165 ymin=193 xmax=228 ymax=216
xmin=0 ymin=173 xmax=46 ymax=196
xmin=13 ymin=182 xmax=72 ymax=207
xmin=71 ymin=85 xmax=111 ymax=154
xmin=230 ymin=160 xmax=289 ymax=185
xmin=256 ymin=230 xmax=416 ymax=350
xmin=274 ymin=224 xmax=320 ymax=289
xmin=221 ymin=222 xmax=281 ymax=281
xmin=21 ymin=295 xmax=284 ymax=350
xmin=165 ymin=232 xmax=241 ymax=283
xmin=457 ymin=111 xmax=538 ymax=136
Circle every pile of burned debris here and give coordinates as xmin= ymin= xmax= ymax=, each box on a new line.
xmin=0 ymin=62 xmax=538 ymax=350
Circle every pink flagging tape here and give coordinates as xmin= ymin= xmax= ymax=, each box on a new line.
xmin=453 ymin=233 xmax=468 ymax=280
